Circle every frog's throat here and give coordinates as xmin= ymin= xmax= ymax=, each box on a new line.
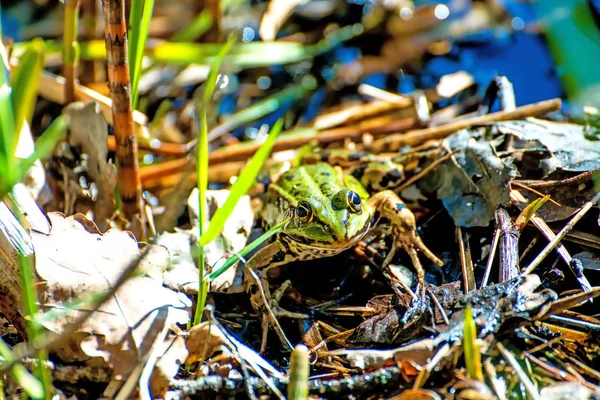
xmin=281 ymin=220 xmax=371 ymax=250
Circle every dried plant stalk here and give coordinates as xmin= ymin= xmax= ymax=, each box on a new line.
xmin=101 ymin=0 xmax=142 ymax=219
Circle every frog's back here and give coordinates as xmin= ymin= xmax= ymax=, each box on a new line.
xmin=276 ymin=163 xmax=343 ymax=199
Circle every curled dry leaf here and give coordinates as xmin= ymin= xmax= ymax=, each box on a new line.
xmin=31 ymin=212 xmax=191 ymax=396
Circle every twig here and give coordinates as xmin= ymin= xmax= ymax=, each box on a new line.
xmin=510 ymin=190 xmax=592 ymax=293
xmin=480 ymin=221 xmax=500 ymax=288
xmin=371 ymin=98 xmax=562 ymax=152
xmin=497 ymin=342 xmax=541 ymax=400
xmin=523 ymin=192 xmax=600 ymax=275
xmin=495 ymin=209 xmax=520 ymax=282
xmin=396 ymin=149 xmax=458 ymax=192
xmin=510 ymin=181 xmax=561 ymax=207
xmin=514 ymin=169 xmax=597 ymax=189
xmin=357 ymin=83 xmax=412 ymax=105
xmin=210 ymin=116 xmax=417 ymax=164
xmin=456 ymin=227 xmax=476 ymax=293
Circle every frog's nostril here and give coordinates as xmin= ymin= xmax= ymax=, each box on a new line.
xmin=342 ymin=218 xmax=348 ymax=225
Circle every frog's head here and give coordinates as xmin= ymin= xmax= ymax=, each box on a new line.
xmin=282 ymin=189 xmax=371 ymax=249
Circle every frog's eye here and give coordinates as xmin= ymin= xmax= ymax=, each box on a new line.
xmin=296 ymin=201 xmax=313 ymax=224
xmin=347 ymin=191 xmax=362 ymax=213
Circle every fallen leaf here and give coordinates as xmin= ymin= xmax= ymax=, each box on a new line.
xmin=64 ymin=102 xmax=117 ymax=229
xmin=31 ymin=212 xmax=191 ymax=397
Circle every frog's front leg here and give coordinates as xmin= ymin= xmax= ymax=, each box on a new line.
xmin=243 ymin=240 xmax=306 ymax=353
xmin=368 ymin=191 xmax=443 ymax=297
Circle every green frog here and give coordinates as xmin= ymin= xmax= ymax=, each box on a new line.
xmin=244 ymin=156 xmax=443 ymax=351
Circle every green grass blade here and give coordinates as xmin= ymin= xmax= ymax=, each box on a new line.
xmin=130 ymin=0 xmax=155 ymax=109
xmin=171 ymin=10 xmax=213 ymax=42
xmin=208 ymin=218 xmax=289 ymax=281
xmin=515 ymin=195 xmax=550 ymax=230
xmin=0 ymin=41 xmax=16 ymax=195
xmin=17 ymin=250 xmax=51 ymax=398
xmin=200 ymin=118 xmax=284 ymax=247
xmin=0 ymin=338 xmax=43 ymax=399
xmin=463 ymin=305 xmax=483 ymax=381
xmin=18 ymin=115 xmax=68 ymax=177
xmin=75 ymin=39 xmax=309 ymax=66
xmin=11 ymin=38 xmax=45 ymax=140
xmin=127 ymin=0 xmax=143 ymax=83
xmin=193 ymin=35 xmax=235 ymax=325
xmin=27 ymin=24 xmax=363 ymax=68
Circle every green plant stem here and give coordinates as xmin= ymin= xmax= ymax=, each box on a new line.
xmin=63 ymin=0 xmax=80 ymax=104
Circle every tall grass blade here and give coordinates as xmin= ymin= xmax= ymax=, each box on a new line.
xmin=11 ymin=39 xmax=45 ymax=139
xmin=0 ymin=41 xmax=16 ymax=183
xmin=200 ymin=118 xmax=284 ymax=246
xmin=17 ymin=250 xmax=51 ymax=398
xmin=127 ymin=0 xmax=143 ymax=80
xmin=194 ymin=35 xmax=235 ymax=325
xmin=130 ymin=0 xmax=155 ymax=109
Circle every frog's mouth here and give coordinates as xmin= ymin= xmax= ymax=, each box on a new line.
xmin=282 ymin=221 xmax=371 ymax=249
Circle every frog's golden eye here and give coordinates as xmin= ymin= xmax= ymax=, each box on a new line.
xmin=296 ymin=201 xmax=313 ymax=224
xmin=347 ymin=191 xmax=362 ymax=213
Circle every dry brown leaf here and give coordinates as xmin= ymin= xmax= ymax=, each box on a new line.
xmin=31 ymin=212 xmax=191 ymax=396
xmin=64 ymin=102 xmax=117 ymax=229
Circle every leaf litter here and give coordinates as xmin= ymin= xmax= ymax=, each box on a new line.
xmin=3 ymin=1 xmax=600 ymax=399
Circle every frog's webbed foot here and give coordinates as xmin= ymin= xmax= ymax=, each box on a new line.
xmin=368 ymin=190 xmax=443 ymax=294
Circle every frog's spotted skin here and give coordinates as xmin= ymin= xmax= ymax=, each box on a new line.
xmin=245 ymin=160 xmax=443 ymax=352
